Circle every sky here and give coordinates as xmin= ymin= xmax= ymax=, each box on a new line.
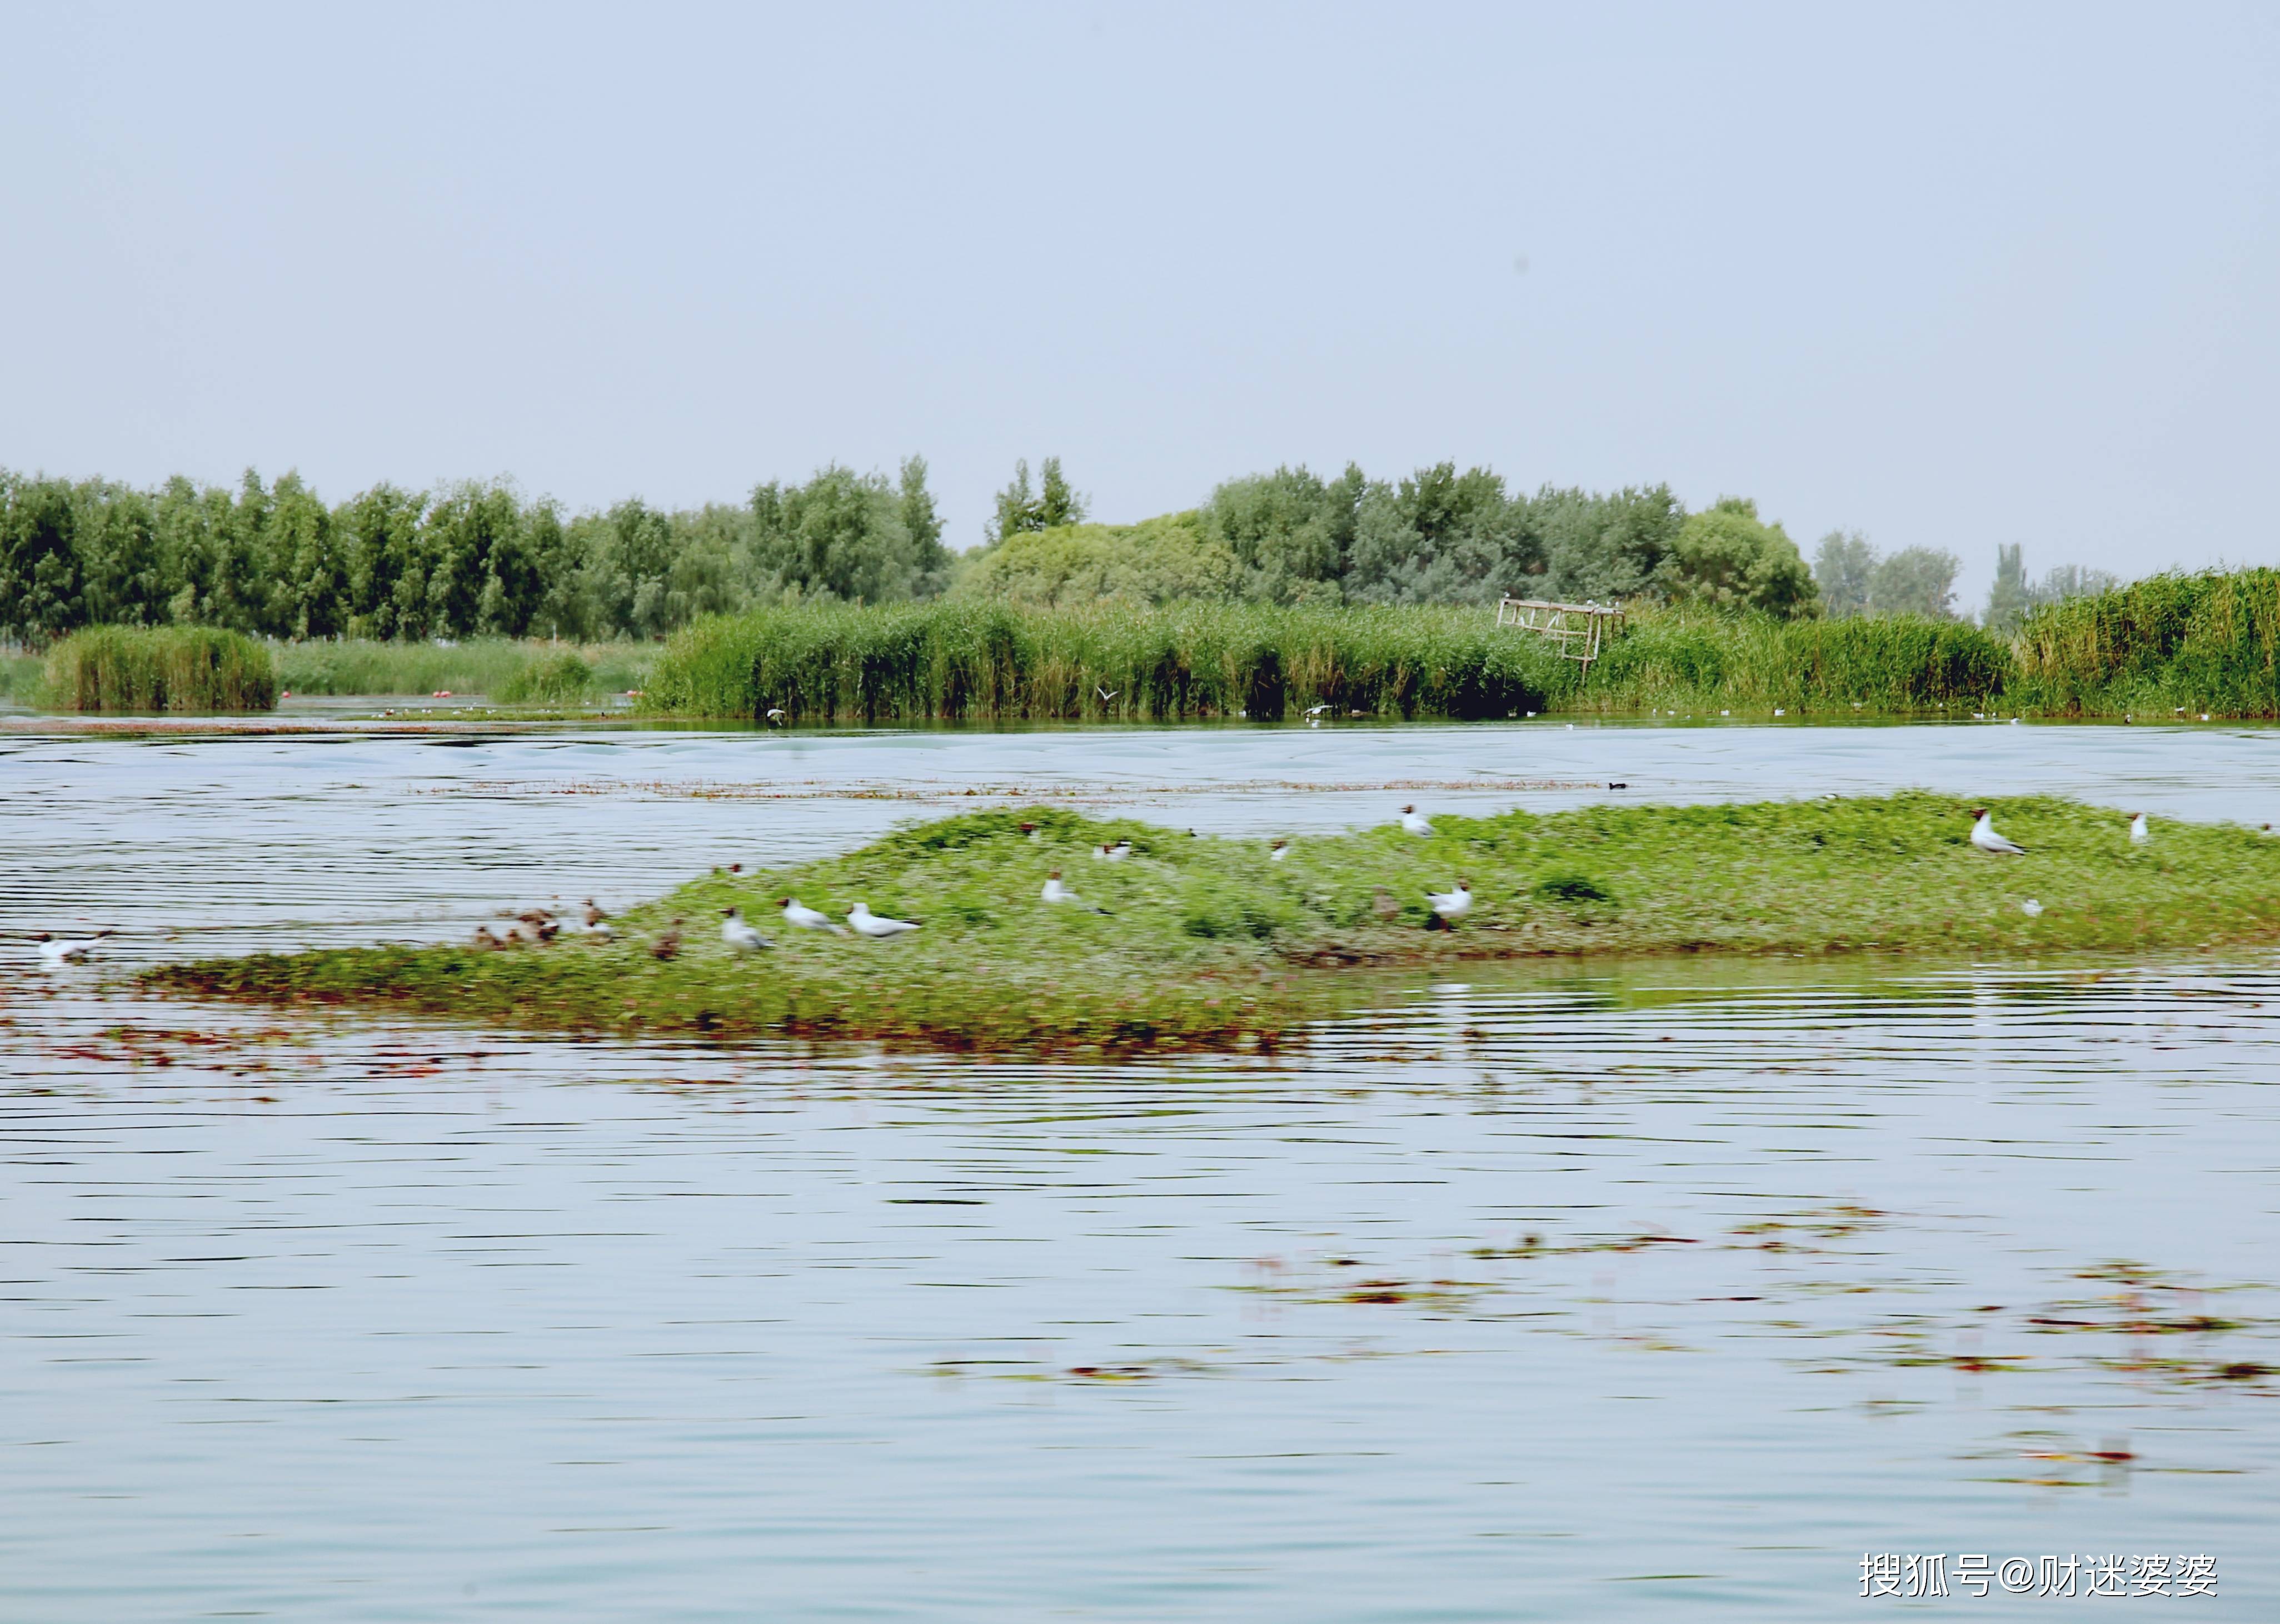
xmin=4 ymin=1 xmax=2275 ymax=608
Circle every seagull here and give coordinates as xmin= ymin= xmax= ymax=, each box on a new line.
xmin=1096 ymin=686 xmax=1118 ymax=702
xmin=1041 ymin=871 xmax=1083 ymax=905
xmin=470 ymin=926 xmax=505 ymax=950
xmin=1017 ymin=821 xmax=1039 ymax=838
xmin=847 ymin=902 xmax=919 ymax=938
xmin=1399 ymin=805 xmax=1435 ymax=837
xmin=1093 ymin=840 xmax=1132 ymax=862
xmin=581 ymin=899 xmax=613 ymax=940
xmin=780 ymin=897 xmax=849 ymax=934
xmin=1269 ymin=839 xmax=1290 ymax=861
xmin=651 ymin=919 xmax=683 ymax=960
xmin=2129 ymin=812 xmax=2149 ymax=846
xmin=35 ymin=930 xmax=111 ymax=966
xmin=720 ymin=907 xmax=774 ymax=952
xmin=1304 ymin=704 xmax=1333 ymax=718
xmin=1425 ymin=881 xmax=1473 ymax=926
xmin=1969 ymin=808 xmax=2027 ymax=856
xmin=765 ymin=707 xmax=786 ymax=725
xmin=2020 ymin=898 xmax=2044 ymax=917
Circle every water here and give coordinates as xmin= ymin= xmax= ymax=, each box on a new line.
xmin=2 ymin=722 xmax=2274 ymax=1618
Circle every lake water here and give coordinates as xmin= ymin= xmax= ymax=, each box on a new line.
xmin=2 ymin=721 xmax=2274 ymax=1618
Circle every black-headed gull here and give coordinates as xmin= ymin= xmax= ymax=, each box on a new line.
xmin=720 ymin=907 xmax=774 ymax=952
xmin=650 ymin=919 xmax=684 ymax=960
xmin=847 ymin=902 xmax=919 ymax=938
xmin=766 ymin=707 xmax=786 ymax=725
xmin=1399 ymin=805 xmax=1435 ymax=837
xmin=2128 ymin=812 xmax=2149 ymax=846
xmin=1968 ymin=809 xmax=2026 ymax=855
xmin=1304 ymin=704 xmax=1333 ymax=718
xmin=1269 ymin=839 xmax=1290 ymax=861
xmin=581 ymin=899 xmax=613 ymax=939
xmin=1041 ymin=871 xmax=1081 ymax=905
xmin=779 ymin=897 xmax=848 ymax=935
xmin=2020 ymin=898 xmax=2044 ymax=917
xmin=470 ymin=926 xmax=505 ymax=951
xmin=1425 ymin=882 xmax=1473 ymax=926
xmin=1093 ymin=840 xmax=1132 ymax=862
xmin=35 ymin=931 xmax=111 ymax=966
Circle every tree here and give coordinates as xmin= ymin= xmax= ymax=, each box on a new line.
xmin=896 ymin=456 xmax=950 ymax=592
xmin=751 ymin=466 xmax=929 ymax=606
xmin=1660 ymin=497 xmax=1818 ymax=617
xmin=0 ymin=473 xmax=85 ymax=641
xmin=1205 ymin=463 xmax=1363 ymax=604
xmin=1037 ymin=456 xmax=1086 ymax=529
xmin=1814 ymin=530 xmax=1877 ymax=618
xmin=1535 ymin=484 xmax=1682 ymax=603
xmin=1344 ymin=463 xmax=1540 ymax=606
xmin=1867 ymin=546 xmax=1962 ymax=619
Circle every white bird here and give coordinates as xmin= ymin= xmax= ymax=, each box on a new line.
xmin=847 ymin=902 xmax=919 ymax=938
xmin=765 ymin=707 xmax=786 ymax=725
xmin=2020 ymin=898 xmax=2044 ymax=917
xmin=1398 ymin=804 xmax=1435 ymax=837
xmin=1269 ymin=839 xmax=1290 ymax=861
xmin=36 ymin=931 xmax=110 ymax=966
xmin=2129 ymin=812 xmax=2149 ymax=846
xmin=1304 ymin=704 xmax=1333 ymax=718
xmin=1041 ymin=871 xmax=1082 ymax=905
xmin=1096 ymin=686 xmax=1118 ymax=702
xmin=779 ymin=896 xmax=849 ymax=934
xmin=720 ymin=907 xmax=774 ymax=952
xmin=1426 ymin=881 xmax=1473 ymax=925
xmin=1969 ymin=808 xmax=2027 ymax=856
xmin=1093 ymin=840 xmax=1132 ymax=862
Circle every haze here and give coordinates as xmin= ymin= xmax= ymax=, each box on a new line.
xmin=4 ymin=1 xmax=2274 ymax=606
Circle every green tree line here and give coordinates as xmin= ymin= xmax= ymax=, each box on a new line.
xmin=3 ymin=452 xmax=2118 ymax=644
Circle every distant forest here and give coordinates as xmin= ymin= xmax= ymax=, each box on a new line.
xmin=1 ymin=456 xmax=2109 ymax=643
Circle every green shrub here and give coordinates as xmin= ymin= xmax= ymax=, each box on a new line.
xmin=2009 ymin=568 xmax=2280 ymax=718
xmin=43 ymin=626 xmax=277 ymax=713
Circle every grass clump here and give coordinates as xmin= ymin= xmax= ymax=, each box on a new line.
xmin=496 ymin=649 xmax=597 ymax=703
xmin=149 ymin=794 xmax=2280 ymax=1051
xmin=43 ymin=626 xmax=277 ymax=713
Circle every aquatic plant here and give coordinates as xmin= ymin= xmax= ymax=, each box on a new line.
xmin=2009 ymin=567 xmax=2280 ymax=718
xmin=42 ymin=625 xmax=277 ymax=713
xmin=150 ymin=793 xmax=2280 ymax=1050
xmin=270 ymin=637 xmax=652 ymax=699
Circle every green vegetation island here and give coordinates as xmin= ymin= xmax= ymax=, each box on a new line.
xmin=7 ymin=455 xmax=2273 ymax=719
xmin=150 ymin=796 xmax=2280 ymax=1051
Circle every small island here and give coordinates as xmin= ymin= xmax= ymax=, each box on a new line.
xmin=147 ymin=794 xmax=2280 ymax=1051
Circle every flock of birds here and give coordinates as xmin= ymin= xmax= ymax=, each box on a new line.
xmin=13 ymin=804 xmax=2173 ymax=971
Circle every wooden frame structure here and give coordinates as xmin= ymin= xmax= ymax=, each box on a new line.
xmin=1495 ymin=597 xmax=1625 ymax=674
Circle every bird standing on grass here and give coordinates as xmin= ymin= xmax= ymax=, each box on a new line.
xmin=2129 ymin=812 xmax=2150 ymax=846
xmin=720 ymin=907 xmax=774 ymax=952
xmin=1094 ymin=840 xmax=1132 ymax=862
xmin=847 ymin=902 xmax=919 ymax=938
xmin=582 ymin=899 xmax=612 ymax=939
xmin=1399 ymin=805 xmax=1435 ymax=837
xmin=1425 ymin=882 xmax=1473 ymax=927
xmin=780 ymin=897 xmax=849 ymax=935
xmin=1969 ymin=809 xmax=2027 ymax=855
xmin=2021 ymin=899 xmax=2045 ymax=917
xmin=1041 ymin=871 xmax=1109 ymax=912
xmin=651 ymin=919 xmax=683 ymax=960
xmin=1269 ymin=839 xmax=1290 ymax=862
xmin=470 ymin=926 xmax=504 ymax=951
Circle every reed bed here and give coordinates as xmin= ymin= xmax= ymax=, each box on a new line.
xmin=42 ymin=626 xmax=278 ymax=713
xmin=641 ymin=601 xmax=2014 ymax=722
xmin=1574 ymin=609 xmax=2011 ymax=713
xmin=270 ymin=638 xmax=654 ymax=698
xmin=645 ymin=602 xmax=1570 ymax=722
xmin=2009 ymin=568 xmax=2280 ymax=718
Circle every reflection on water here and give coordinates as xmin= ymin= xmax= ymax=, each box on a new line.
xmin=2 ymin=726 xmax=2276 ymax=1618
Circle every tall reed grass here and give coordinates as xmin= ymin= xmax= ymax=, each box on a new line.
xmin=1573 ymin=608 xmax=2010 ymax=713
xmin=43 ymin=626 xmax=278 ymax=713
xmin=643 ymin=602 xmax=1566 ymax=722
xmin=2009 ymin=568 xmax=2280 ymax=717
xmin=269 ymin=638 xmax=653 ymax=698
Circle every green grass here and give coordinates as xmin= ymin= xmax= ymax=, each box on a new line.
xmin=148 ymin=794 xmax=2280 ymax=1051
xmin=270 ymin=638 xmax=656 ymax=698
xmin=1 ymin=649 xmax=43 ymax=705
xmin=2009 ymin=568 xmax=2280 ymax=718
xmin=1575 ymin=607 xmax=2010 ymax=714
xmin=43 ymin=626 xmax=277 ymax=713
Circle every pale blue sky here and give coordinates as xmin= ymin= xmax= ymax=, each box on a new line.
xmin=4 ymin=2 xmax=2274 ymax=606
